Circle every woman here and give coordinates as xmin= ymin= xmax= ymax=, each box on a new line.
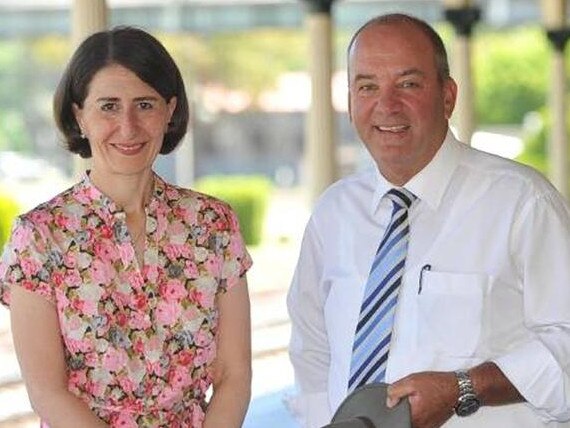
xmin=0 ymin=27 xmax=252 ymax=427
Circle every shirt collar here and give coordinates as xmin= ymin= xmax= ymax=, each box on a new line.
xmin=370 ymin=129 xmax=462 ymax=214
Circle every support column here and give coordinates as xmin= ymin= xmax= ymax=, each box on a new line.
xmin=542 ymin=0 xmax=570 ymax=198
xmin=300 ymin=0 xmax=337 ymax=205
xmin=71 ymin=0 xmax=108 ymax=178
xmin=444 ymin=0 xmax=480 ymax=145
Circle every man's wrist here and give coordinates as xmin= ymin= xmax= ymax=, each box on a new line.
xmin=454 ymin=370 xmax=481 ymax=417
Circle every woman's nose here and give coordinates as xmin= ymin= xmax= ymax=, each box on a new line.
xmin=118 ymin=109 xmax=138 ymax=138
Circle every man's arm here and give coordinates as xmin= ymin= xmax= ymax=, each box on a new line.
xmin=387 ymin=362 xmax=523 ymax=428
xmin=287 ymin=217 xmax=332 ymax=427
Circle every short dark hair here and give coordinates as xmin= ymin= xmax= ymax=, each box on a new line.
xmin=53 ymin=26 xmax=189 ymax=158
xmin=347 ymin=13 xmax=450 ymax=83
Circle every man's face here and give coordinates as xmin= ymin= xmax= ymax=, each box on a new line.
xmin=348 ymin=22 xmax=457 ymax=185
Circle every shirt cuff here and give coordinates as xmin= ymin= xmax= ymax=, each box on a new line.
xmin=492 ymin=339 xmax=570 ymax=421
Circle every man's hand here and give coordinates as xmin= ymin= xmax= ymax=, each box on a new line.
xmin=386 ymin=371 xmax=458 ymax=428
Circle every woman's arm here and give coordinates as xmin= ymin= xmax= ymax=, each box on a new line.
xmin=203 ymin=276 xmax=252 ymax=428
xmin=10 ymin=285 xmax=107 ymax=428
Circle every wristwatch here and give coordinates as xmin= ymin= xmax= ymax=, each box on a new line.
xmin=454 ymin=370 xmax=481 ymax=417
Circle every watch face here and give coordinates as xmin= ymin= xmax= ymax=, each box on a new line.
xmin=456 ymin=397 xmax=481 ymax=417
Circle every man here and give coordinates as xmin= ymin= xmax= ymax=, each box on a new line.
xmin=287 ymin=13 xmax=570 ymax=428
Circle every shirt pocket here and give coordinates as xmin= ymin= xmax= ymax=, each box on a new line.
xmin=417 ymin=270 xmax=488 ymax=358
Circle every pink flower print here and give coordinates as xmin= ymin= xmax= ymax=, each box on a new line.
xmin=194 ymin=329 xmax=213 ymax=347
xmin=192 ymin=403 xmax=206 ymax=427
xmin=144 ymin=264 xmax=160 ymax=283
xmin=64 ymin=269 xmax=82 ymax=287
xmin=165 ymin=187 xmax=180 ymax=200
xmin=54 ymin=212 xmax=80 ymax=232
xmin=191 ymin=286 xmax=215 ymax=309
xmin=118 ymin=376 xmax=137 ymax=394
xmin=68 ymin=369 xmax=87 ymax=389
xmin=93 ymin=240 xmax=119 ymax=262
xmin=71 ymin=298 xmax=86 ymax=313
xmin=144 ymin=336 xmax=163 ymax=363
xmin=102 ymin=347 xmax=127 ymax=373
xmin=156 ymin=300 xmax=181 ymax=326
xmin=126 ymin=271 xmax=144 ymax=291
xmin=193 ymin=347 xmax=211 ymax=367
xmin=168 ymin=365 xmax=191 ymax=389
xmin=28 ymin=210 xmax=52 ymax=225
xmin=90 ymin=259 xmax=115 ymax=284
xmin=164 ymin=243 xmax=184 ymax=261
xmin=11 ymin=224 xmax=33 ymax=251
xmin=157 ymin=386 xmax=181 ymax=408
xmin=128 ymin=312 xmax=151 ymax=330
xmin=132 ymin=293 xmax=148 ymax=311
xmin=63 ymin=253 xmax=76 ymax=269
xmin=51 ymin=271 xmax=64 ymax=287
xmin=132 ymin=338 xmax=145 ymax=355
xmin=167 ymin=221 xmax=187 ymax=244
xmin=159 ymin=279 xmax=186 ymax=302
xmin=84 ymin=351 xmax=100 ymax=368
xmin=117 ymin=243 xmax=135 ymax=264
xmin=177 ymin=350 xmax=194 ymax=367
xmin=99 ymin=224 xmax=114 ymax=240
xmin=19 ymin=257 xmax=41 ymax=278
xmin=183 ymin=260 xmax=198 ymax=279
xmin=112 ymin=412 xmax=138 ymax=428
xmin=204 ymin=254 xmax=222 ymax=276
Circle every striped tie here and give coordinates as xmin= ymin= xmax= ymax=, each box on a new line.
xmin=348 ymin=188 xmax=416 ymax=392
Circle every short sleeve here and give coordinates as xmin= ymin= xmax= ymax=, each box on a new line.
xmin=219 ymin=206 xmax=252 ymax=293
xmin=0 ymin=217 xmax=56 ymax=307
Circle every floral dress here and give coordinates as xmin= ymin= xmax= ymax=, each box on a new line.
xmin=0 ymin=173 xmax=252 ymax=427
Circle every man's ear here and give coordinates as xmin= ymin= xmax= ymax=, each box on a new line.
xmin=443 ymin=78 xmax=457 ymax=120
xmin=348 ymin=92 xmax=353 ymax=123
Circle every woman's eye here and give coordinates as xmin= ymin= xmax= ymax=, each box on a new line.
xmin=100 ymin=103 xmax=118 ymax=112
xmin=138 ymin=101 xmax=153 ymax=110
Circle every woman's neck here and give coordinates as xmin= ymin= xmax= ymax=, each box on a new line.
xmin=89 ymin=169 xmax=154 ymax=214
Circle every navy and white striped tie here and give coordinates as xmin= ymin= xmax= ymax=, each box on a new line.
xmin=348 ymin=188 xmax=416 ymax=392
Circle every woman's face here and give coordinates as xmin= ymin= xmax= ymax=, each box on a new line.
xmin=73 ymin=64 xmax=177 ymax=178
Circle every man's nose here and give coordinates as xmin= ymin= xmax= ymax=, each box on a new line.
xmin=375 ymin=88 xmax=402 ymax=114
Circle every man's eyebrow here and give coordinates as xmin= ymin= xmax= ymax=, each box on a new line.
xmin=399 ymin=68 xmax=425 ymax=78
xmin=353 ymin=73 xmax=376 ymax=82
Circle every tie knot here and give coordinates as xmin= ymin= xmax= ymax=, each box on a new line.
xmin=386 ymin=188 xmax=416 ymax=209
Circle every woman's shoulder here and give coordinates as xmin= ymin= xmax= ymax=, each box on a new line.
xmin=161 ymin=181 xmax=233 ymax=212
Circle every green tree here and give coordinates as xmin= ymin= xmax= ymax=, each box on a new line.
xmin=474 ymin=26 xmax=549 ymax=125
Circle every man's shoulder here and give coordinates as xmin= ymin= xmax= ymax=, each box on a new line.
xmin=461 ymin=144 xmax=555 ymax=195
xmin=315 ymin=166 xmax=377 ymax=209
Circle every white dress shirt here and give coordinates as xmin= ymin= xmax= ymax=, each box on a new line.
xmin=287 ymin=132 xmax=570 ymax=428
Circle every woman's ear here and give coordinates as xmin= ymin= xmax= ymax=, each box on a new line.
xmin=72 ymin=103 xmax=85 ymax=134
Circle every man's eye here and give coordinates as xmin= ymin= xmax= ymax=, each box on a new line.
xmin=401 ymin=81 xmax=420 ymax=88
xmin=359 ymin=84 xmax=377 ymax=92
